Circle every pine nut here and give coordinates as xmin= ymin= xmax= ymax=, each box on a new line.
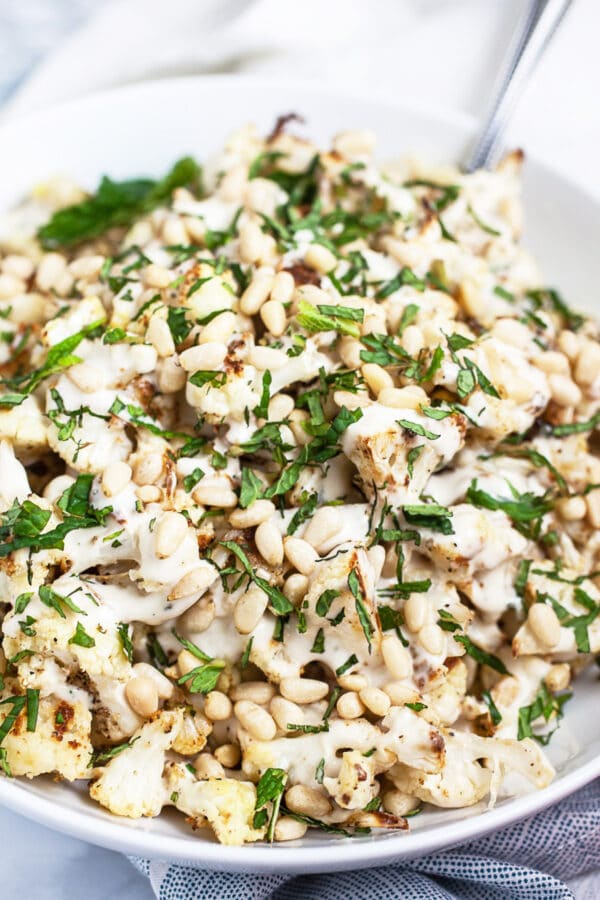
xmin=193 ymin=753 xmax=225 ymax=779
xmin=556 ymin=496 xmax=586 ymax=521
xmin=36 ymin=253 xmax=67 ymax=291
xmin=43 ymin=475 xmax=75 ymax=502
xmin=336 ymin=691 xmax=365 ymax=719
xmin=154 ymin=511 xmax=188 ymax=558
xmin=133 ymin=452 xmax=164 ymax=486
xmin=234 ymin=585 xmax=268 ymax=634
xmin=418 ymin=623 xmax=445 ymax=655
xmin=169 ymin=566 xmax=214 ymax=600
xmin=586 ymin=488 xmax=600 ymax=528
xmin=302 ymin=507 xmax=341 ymax=554
xmin=285 ymin=784 xmax=331 ymax=817
xmin=199 ymin=311 xmax=236 ymax=344
xmin=214 ymin=743 xmax=240 ymax=768
xmin=305 ymin=244 xmax=337 ymax=274
xmin=101 ymin=461 xmax=132 ymax=497
xmin=248 ymin=345 xmax=287 ymax=370
xmin=177 ymin=649 xmax=200 ymax=677
xmin=125 ymin=676 xmax=159 ymax=718
xmin=333 ymin=129 xmax=376 ymax=160
xmin=179 ymin=341 xmax=227 ymax=373
xmin=162 ymin=215 xmax=188 ymax=246
xmin=136 ymin=485 xmax=162 ymax=503
xmin=492 ymin=318 xmax=532 ymax=350
xmin=544 ymin=663 xmax=571 ymax=693
xmin=204 ymin=691 xmax=233 ymax=721
xmin=229 ymin=499 xmax=274 ymax=528
xmin=378 ymin=386 xmax=424 ymax=410
xmin=362 ymin=363 xmax=394 ymax=396
xmin=234 ymin=700 xmax=277 ymax=740
xmin=69 ymin=255 xmax=105 ymax=279
xmin=270 ymin=271 xmax=295 ymax=304
xmin=260 ymin=300 xmax=287 ymax=337
xmin=132 ymin=663 xmax=174 ymax=699
xmin=67 ymin=362 xmax=103 ymax=392
xmin=157 ymin=355 xmax=187 ymax=393
xmin=267 ymin=392 xmax=294 ymax=420
xmin=240 ymin=271 xmax=275 ymax=315
xmin=528 ymin=603 xmax=562 ymax=649
xmin=147 ymin=316 xmax=176 ymax=357
xmin=359 ymin=687 xmax=391 ymax=717
xmin=270 ymin=697 xmax=305 ymax=730
xmin=548 ymin=373 xmax=581 ymax=407
xmin=280 ymin=677 xmax=329 ymax=704
xmin=283 ymin=537 xmax=318 ymax=575
xmin=534 ymin=351 xmax=570 ymax=375
xmin=404 ymin=594 xmax=426 ymax=632
xmin=382 ymin=789 xmax=419 ymax=817
xmin=557 ymin=330 xmax=580 ymax=360
xmin=401 ymin=324 xmax=425 ymax=357
xmin=239 ymin=221 xmax=265 ymax=264
xmin=367 ymin=545 xmax=385 ymax=581
xmin=274 ymin=816 xmax=308 ymax=841
xmin=338 ymin=336 xmax=363 ymax=368
xmin=383 ymin=682 xmax=420 ymax=706
xmin=179 ymin=596 xmax=215 ymax=632
xmin=192 ymin=485 xmax=238 ymax=507
xmin=381 ymin=634 xmax=413 ymax=679
xmin=333 ymin=389 xmax=369 ymax=410
xmin=2 ymin=255 xmax=34 ymax=280
xmin=230 ymin=682 xmax=276 ymax=704
xmin=282 ymin=573 xmax=308 ymax=604
xmin=337 ymin=673 xmax=368 ymax=692
xmin=144 ymin=264 xmax=172 ymax=289
xmin=255 ymin=520 xmax=284 ymax=567
xmin=0 ymin=274 xmax=25 ymax=299
xmin=574 ymin=341 xmax=600 ymax=387
xmin=288 ymin=409 xmax=311 ymax=445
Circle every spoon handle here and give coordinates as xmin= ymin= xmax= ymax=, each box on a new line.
xmin=465 ymin=0 xmax=572 ymax=172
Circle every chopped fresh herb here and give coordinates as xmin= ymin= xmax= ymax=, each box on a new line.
xmin=25 ymin=689 xmax=39 ymax=732
xmin=90 ymin=737 xmax=140 ymax=767
xmin=398 ymin=419 xmax=439 ymax=441
xmin=467 ymin=204 xmax=501 ymax=236
xmin=241 ymin=637 xmax=254 ymax=669
xmin=166 ymin=307 xmax=193 ymax=345
xmin=182 ymin=467 xmax=205 ymax=493
xmin=310 ymin=628 xmax=326 ymax=653
xmin=406 ymin=445 xmax=424 ymax=480
xmin=348 ymin=568 xmax=373 ymax=651
xmin=39 ymin=585 xmax=85 ymax=619
xmin=453 ymin=634 xmax=510 ymax=674
xmin=239 ymin=468 xmax=264 ymax=509
xmin=287 ymin=492 xmax=319 ymax=535
xmin=482 ymin=690 xmax=502 ymax=726
xmin=117 ymin=623 xmax=133 ymax=662
xmin=253 ymin=767 xmax=287 ymax=839
xmin=316 ymin=588 xmax=340 ymax=617
xmin=14 ymin=593 xmax=32 ymax=615
xmin=405 ymin=701 xmax=427 ymax=712
xmin=296 ymin=300 xmax=363 ymax=338
xmin=253 ymin=370 xmax=272 ymax=420
xmin=68 ymin=622 xmax=96 ymax=648
xmin=517 ymin=682 xmax=572 ymax=744
xmin=336 ymin=654 xmax=358 ymax=677
xmin=403 ymin=504 xmax=454 ymax=535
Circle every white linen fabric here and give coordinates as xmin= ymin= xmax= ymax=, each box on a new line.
xmin=0 ymin=2 xmax=599 ymax=897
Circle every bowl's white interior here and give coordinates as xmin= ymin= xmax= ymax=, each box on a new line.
xmin=0 ymin=76 xmax=598 ymax=873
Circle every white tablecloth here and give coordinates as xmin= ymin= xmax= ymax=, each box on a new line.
xmin=0 ymin=1 xmax=598 ymax=896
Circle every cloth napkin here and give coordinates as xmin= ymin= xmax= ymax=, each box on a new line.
xmin=2 ymin=1 xmax=600 ymax=897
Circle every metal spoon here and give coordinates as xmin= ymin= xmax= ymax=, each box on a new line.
xmin=465 ymin=0 xmax=573 ymax=172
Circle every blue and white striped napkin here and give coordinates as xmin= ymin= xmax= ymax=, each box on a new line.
xmin=131 ymin=778 xmax=600 ymax=899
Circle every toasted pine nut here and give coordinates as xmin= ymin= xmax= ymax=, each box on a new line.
xmin=204 ymin=691 xmax=233 ymax=721
xmin=574 ymin=341 xmax=600 ymax=387
xmin=544 ymin=663 xmax=571 ymax=693
xmin=302 ymin=507 xmax=341 ymax=554
xmin=192 ymin=485 xmax=238 ymax=508
xmin=179 ymin=596 xmax=215 ymax=632
xmin=337 ymin=673 xmax=368 ymax=692
xmin=286 ymin=784 xmax=331 ymax=817
xmin=557 ymin=330 xmax=580 ymax=360
xmin=234 ymin=585 xmax=268 ymax=634
xmin=359 ymin=687 xmax=391 ymax=717
xmin=234 ymin=700 xmax=277 ymax=740
xmin=255 ymin=520 xmax=284 ymax=566
xmin=379 ymin=386 xmax=423 ymax=410
xmin=199 ymin=311 xmax=236 ymax=344
xmin=270 ymin=270 xmax=295 ymax=304
xmin=157 ymin=355 xmax=187 ymax=392
xmin=133 ymin=452 xmax=164 ymax=486
xmin=101 ymin=461 xmax=132 ymax=497
xmin=338 ymin=336 xmax=363 ymax=368
xmin=0 ymin=274 xmax=25 ymax=299
xmin=229 ymin=499 xmax=274 ymax=528
xmin=401 ymin=324 xmax=425 ymax=357
xmin=548 ymin=373 xmax=581 ymax=407
xmin=193 ymin=753 xmax=225 ymax=779
xmin=282 ymin=573 xmax=308 ymax=604
xmin=492 ymin=318 xmax=532 ymax=350
xmin=147 ymin=316 xmax=176 ymax=357
xmin=179 ymin=341 xmax=227 ymax=372
xmin=280 ymin=677 xmax=329 ymax=704
xmin=336 ymin=691 xmax=365 ymax=719
xmin=586 ymin=488 xmax=600 ymax=528
xmin=270 ymin=696 xmax=305 ymax=730
xmin=333 ymin=129 xmax=376 ymax=160
xmin=239 ymin=221 xmax=265 ymax=264
xmin=382 ymin=789 xmax=419 ymax=817
xmin=260 ymin=300 xmax=287 ymax=336
xmin=382 ymin=634 xmax=413 ymax=679
xmin=67 ymin=362 xmax=103 ymax=392
xmin=248 ymin=345 xmax=287 ymax=370
xmin=36 ymin=253 xmax=67 ymax=291
xmin=169 ymin=566 xmax=214 ymax=601
xmin=534 ymin=351 xmax=570 ymax=375
xmin=267 ymin=392 xmax=294 ymax=420
xmin=556 ymin=496 xmax=586 ymax=521
xmin=214 ymin=743 xmax=241 ymax=768
xmin=144 ymin=264 xmax=172 ymax=289
xmin=240 ymin=271 xmax=275 ymax=315
xmin=132 ymin=663 xmax=174 ymax=699
xmin=418 ymin=623 xmax=445 ymax=655
xmin=230 ymin=682 xmax=276 ymax=704
xmin=383 ymin=682 xmax=420 ymax=706
xmin=177 ymin=649 xmax=199 ymax=677
xmin=362 ymin=362 xmax=394 ymax=396
xmin=154 ymin=511 xmax=188 ymax=558
xmin=284 ymin=537 xmax=318 ymax=575
xmin=403 ymin=594 xmax=426 ymax=633
xmin=529 ymin=603 xmax=562 ymax=649
xmin=125 ymin=676 xmax=159 ymax=718
xmin=274 ymin=816 xmax=308 ymax=841
xmin=136 ymin=485 xmax=162 ymax=503
xmin=305 ymin=244 xmax=336 ymax=274
xmin=2 ymin=255 xmax=34 ymax=280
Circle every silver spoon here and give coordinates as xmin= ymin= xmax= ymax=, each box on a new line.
xmin=465 ymin=0 xmax=573 ymax=172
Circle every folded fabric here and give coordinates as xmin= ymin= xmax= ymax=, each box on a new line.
xmin=131 ymin=778 xmax=600 ymax=900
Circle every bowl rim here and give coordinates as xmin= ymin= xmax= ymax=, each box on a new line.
xmin=0 ymin=72 xmax=599 ymax=873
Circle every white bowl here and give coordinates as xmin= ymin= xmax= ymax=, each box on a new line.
xmin=0 ymin=75 xmax=598 ymax=874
